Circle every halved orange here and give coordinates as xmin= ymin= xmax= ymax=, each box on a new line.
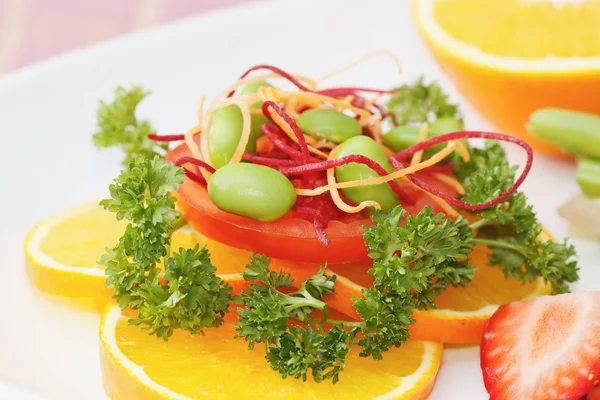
xmin=413 ymin=0 xmax=600 ymax=158
xmin=100 ymin=306 xmax=443 ymax=399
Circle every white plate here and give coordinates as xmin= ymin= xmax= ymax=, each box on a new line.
xmin=0 ymin=0 xmax=598 ymax=399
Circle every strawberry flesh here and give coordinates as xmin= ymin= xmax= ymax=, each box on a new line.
xmin=481 ymin=292 xmax=600 ymax=400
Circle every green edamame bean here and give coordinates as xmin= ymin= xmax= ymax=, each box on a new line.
xmin=527 ymin=108 xmax=600 ymax=158
xmin=240 ymin=81 xmax=273 ymax=97
xmin=208 ymin=105 xmax=257 ymax=168
xmin=429 ymin=116 xmax=464 ymax=135
xmin=335 ymin=136 xmax=399 ymax=212
xmin=297 ymin=109 xmax=362 ymax=143
xmin=576 ymin=158 xmax=600 ymax=198
xmin=241 ymin=80 xmax=273 ymax=139
xmin=383 ymin=121 xmax=468 ymax=162
xmin=383 ymin=125 xmax=445 ymax=156
xmin=208 ymin=163 xmax=296 ymax=222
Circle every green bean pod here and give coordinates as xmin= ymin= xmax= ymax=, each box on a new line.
xmin=297 ymin=109 xmax=362 ymax=143
xmin=335 ymin=136 xmax=399 ymax=212
xmin=208 ymin=163 xmax=296 ymax=222
xmin=208 ymin=105 xmax=257 ymax=168
xmin=527 ymin=108 xmax=600 ymax=158
xmin=576 ymin=158 xmax=600 ymax=198
xmin=240 ymin=81 xmax=273 ymax=139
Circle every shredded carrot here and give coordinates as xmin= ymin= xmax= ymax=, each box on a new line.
xmin=411 ymin=123 xmax=429 ymax=166
xmin=370 ymin=119 xmax=384 ymax=145
xmin=313 ymin=139 xmax=337 ymax=150
xmin=455 ymin=141 xmax=470 ymax=162
xmin=317 ymin=49 xmax=403 ymax=82
xmin=433 ymin=173 xmax=466 ymax=195
xmin=326 ymin=146 xmax=381 ymax=213
xmin=278 ymin=91 xmax=372 ymax=120
xmin=296 ymin=142 xmax=458 ymax=197
xmin=256 ymin=135 xmax=271 ymax=152
xmin=184 ymin=124 xmax=202 ymax=161
xmin=265 ymin=106 xmax=329 ymax=159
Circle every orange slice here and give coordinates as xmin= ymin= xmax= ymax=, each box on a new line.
xmin=204 ymin=235 xmax=551 ymax=343
xmin=24 ymin=204 xmax=247 ymax=305
xmin=413 ymin=0 xmax=600 ymax=158
xmin=24 ymin=203 xmax=123 ymax=303
xmin=100 ymin=306 xmax=443 ymax=399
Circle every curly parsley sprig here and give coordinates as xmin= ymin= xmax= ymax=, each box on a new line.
xmin=235 ymin=207 xmax=475 ymax=382
xmin=235 ymin=253 xmax=355 ymax=383
xmin=93 ymin=86 xmax=168 ymax=165
xmin=455 ymin=142 xmax=579 ymax=294
xmin=100 ymin=156 xmax=232 ymax=339
xmin=386 ymin=76 xmax=463 ymax=127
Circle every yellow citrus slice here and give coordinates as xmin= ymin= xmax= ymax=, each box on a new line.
xmin=100 ymin=306 xmax=443 ymax=400
xmin=24 ymin=203 xmax=124 ymax=302
xmin=204 ymin=234 xmax=551 ymax=343
xmin=413 ymin=0 xmax=600 ymax=158
xmin=24 ymin=203 xmax=213 ymax=304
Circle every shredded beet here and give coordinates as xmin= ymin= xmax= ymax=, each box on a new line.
xmin=293 ymin=205 xmax=332 ymax=246
xmin=318 ymin=88 xmax=396 ymax=124
xmin=242 ymin=153 xmax=298 ymax=167
xmin=279 ymin=154 xmax=414 ymax=205
xmin=148 ymin=134 xmax=186 ymax=142
xmin=388 ymin=131 xmax=534 ymax=211
xmin=227 ymin=65 xmax=313 ymax=98
xmin=260 ymin=123 xmax=306 ymax=162
xmin=262 ymin=101 xmax=311 ymax=163
xmin=174 ymin=156 xmax=216 ymax=186
xmin=174 ymin=156 xmax=216 ymax=174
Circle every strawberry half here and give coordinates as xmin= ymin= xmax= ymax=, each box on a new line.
xmin=481 ymin=292 xmax=600 ymax=400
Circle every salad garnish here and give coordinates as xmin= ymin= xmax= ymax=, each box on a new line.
xmin=96 ymin=57 xmax=579 ymax=383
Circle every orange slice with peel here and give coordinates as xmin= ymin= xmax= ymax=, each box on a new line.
xmin=24 ymin=203 xmax=123 ymax=303
xmin=100 ymin=306 xmax=443 ymax=400
xmin=24 ymin=204 xmax=247 ymax=305
xmin=204 ymin=234 xmax=551 ymax=344
xmin=413 ymin=0 xmax=600 ymax=158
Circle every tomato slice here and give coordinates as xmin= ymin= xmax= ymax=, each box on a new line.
xmin=167 ymin=143 xmax=458 ymax=264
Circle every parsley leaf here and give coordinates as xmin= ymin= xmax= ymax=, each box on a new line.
xmin=100 ymin=156 xmax=232 ymax=340
xmin=266 ymin=325 xmax=355 ymax=384
xmin=235 ymin=253 xmax=335 ymax=347
xmin=364 ymin=206 xmax=475 ymax=310
xmin=354 ymin=206 xmax=475 ymax=359
xmin=455 ymin=142 xmax=579 ymax=294
xmin=386 ymin=76 xmax=463 ymax=126
xmin=235 ymin=254 xmax=356 ymax=383
xmin=93 ymin=86 xmax=168 ymax=165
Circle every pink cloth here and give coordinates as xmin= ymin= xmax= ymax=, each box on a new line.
xmin=0 ymin=0 xmax=251 ymax=74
